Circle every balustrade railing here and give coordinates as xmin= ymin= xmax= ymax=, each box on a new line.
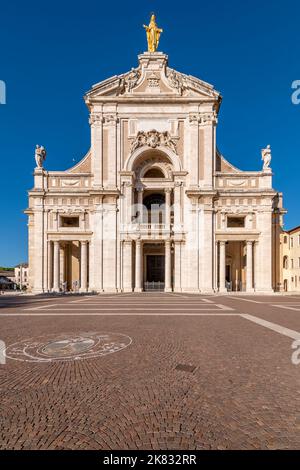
xmin=144 ymin=281 xmax=165 ymax=292
xmin=121 ymin=223 xmax=169 ymax=233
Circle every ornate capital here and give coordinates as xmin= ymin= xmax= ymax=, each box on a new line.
xmin=89 ymin=113 xmax=104 ymax=125
xmin=103 ymin=114 xmax=119 ymax=125
xmin=189 ymin=112 xmax=218 ymax=126
xmin=189 ymin=113 xmax=200 ymax=124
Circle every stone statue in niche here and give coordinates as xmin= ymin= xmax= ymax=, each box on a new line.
xmin=261 ymin=144 xmax=271 ymax=170
xmin=35 ymin=144 xmax=46 ymax=168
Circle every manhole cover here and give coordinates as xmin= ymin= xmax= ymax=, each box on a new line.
xmin=4 ymin=332 xmax=132 ymax=363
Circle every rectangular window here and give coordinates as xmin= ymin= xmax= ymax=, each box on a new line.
xmin=291 ymin=259 xmax=294 ymax=269
xmin=60 ymin=216 xmax=79 ymax=228
xmin=291 ymin=237 xmax=294 ymax=248
xmin=298 ymin=235 xmax=300 ymax=246
xmin=227 ymin=216 xmax=245 ymax=228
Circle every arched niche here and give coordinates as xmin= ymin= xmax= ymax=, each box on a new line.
xmin=143 ymin=167 xmax=165 ymax=178
xmin=124 ymin=146 xmax=182 ymax=175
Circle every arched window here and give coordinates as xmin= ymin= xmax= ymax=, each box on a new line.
xmin=283 ymin=256 xmax=288 ymax=269
xmin=143 ymin=193 xmax=165 ymax=224
xmin=143 ymin=168 xmax=165 ymax=178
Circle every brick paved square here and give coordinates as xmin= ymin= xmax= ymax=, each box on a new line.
xmin=0 ymin=293 xmax=299 ymax=450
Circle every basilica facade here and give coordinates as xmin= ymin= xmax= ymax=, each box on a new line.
xmin=26 ymin=49 xmax=284 ymax=294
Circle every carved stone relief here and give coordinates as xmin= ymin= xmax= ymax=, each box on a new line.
xmin=166 ymin=68 xmax=185 ymax=95
xmin=130 ymin=130 xmax=177 ymax=153
xmin=119 ymin=67 xmax=141 ymax=94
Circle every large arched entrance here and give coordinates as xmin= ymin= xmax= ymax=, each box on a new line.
xmin=121 ymin=146 xmax=182 ymax=292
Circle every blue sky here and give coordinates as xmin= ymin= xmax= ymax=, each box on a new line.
xmin=0 ymin=0 xmax=299 ymax=266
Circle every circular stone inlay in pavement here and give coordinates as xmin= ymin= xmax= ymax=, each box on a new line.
xmin=41 ymin=337 xmax=95 ymax=357
xmin=4 ymin=332 xmax=132 ymax=363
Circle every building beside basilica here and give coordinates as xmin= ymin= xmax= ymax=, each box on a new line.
xmin=26 ymin=44 xmax=285 ymax=294
xmin=280 ymin=226 xmax=300 ymax=292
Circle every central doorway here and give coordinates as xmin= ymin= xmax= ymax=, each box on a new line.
xmin=146 ymin=255 xmax=165 ymax=282
xmin=143 ymin=243 xmax=165 ymax=291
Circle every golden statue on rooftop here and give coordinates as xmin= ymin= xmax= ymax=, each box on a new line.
xmin=143 ymin=14 xmax=163 ymax=53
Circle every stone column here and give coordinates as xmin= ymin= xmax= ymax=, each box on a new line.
xmin=189 ymin=115 xmax=199 ymax=186
xmin=165 ymin=239 xmax=172 ymax=292
xmin=165 ymin=188 xmax=171 ymax=229
xmin=53 ymin=241 xmax=60 ymax=292
xmin=137 ymin=188 xmax=143 ymax=224
xmin=174 ymin=241 xmax=181 ymax=292
xmin=255 ymin=210 xmax=273 ymax=292
xmin=47 ymin=241 xmax=53 ymax=292
xmin=59 ymin=243 xmax=65 ymax=288
xmin=124 ymin=182 xmax=133 ymax=226
xmin=90 ymin=114 xmax=103 ymax=188
xmin=105 ymin=115 xmax=118 ymax=189
xmin=200 ymin=204 xmax=214 ymax=293
xmin=33 ymin=206 xmax=45 ymax=293
xmin=80 ymin=241 xmax=88 ymax=292
xmin=123 ymin=240 xmax=133 ymax=292
xmin=246 ymin=241 xmax=254 ymax=292
xmin=173 ymin=182 xmax=182 ymax=231
xmin=219 ymin=241 xmax=227 ymax=293
xmin=90 ymin=200 xmax=103 ymax=293
xmin=134 ymin=239 xmax=142 ymax=292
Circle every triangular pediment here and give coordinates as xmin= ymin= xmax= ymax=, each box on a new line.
xmin=85 ymin=52 xmax=221 ymax=102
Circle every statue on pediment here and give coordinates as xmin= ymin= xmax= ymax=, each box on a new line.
xmin=143 ymin=14 xmax=163 ymax=53
xmin=261 ymin=144 xmax=271 ymax=170
xmin=167 ymin=69 xmax=184 ymax=95
xmin=125 ymin=68 xmax=141 ymax=92
xmin=35 ymin=144 xmax=46 ymax=168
